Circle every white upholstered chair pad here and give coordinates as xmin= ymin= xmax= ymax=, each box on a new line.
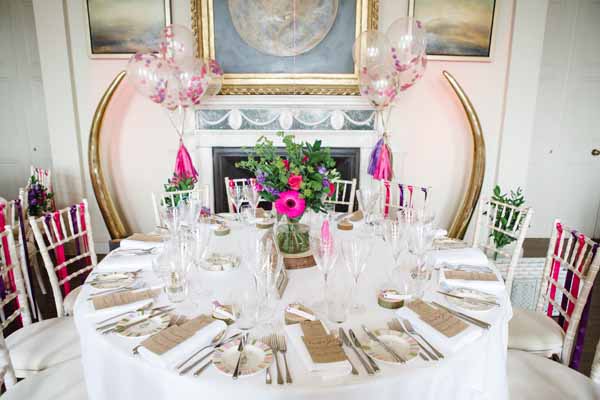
xmin=6 ymin=317 xmax=81 ymax=377
xmin=63 ymin=286 xmax=82 ymax=316
xmin=508 ymin=307 xmax=564 ymax=355
xmin=3 ymin=358 xmax=87 ymax=400
xmin=508 ymin=350 xmax=599 ymax=399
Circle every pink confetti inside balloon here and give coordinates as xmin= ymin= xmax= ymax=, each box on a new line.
xmin=159 ymin=24 xmax=195 ymax=63
xmin=359 ymin=64 xmax=397 ymax=110
xmin=126 ymin=53 xmax=170 ymax=105
xmin=386 ymin=17 xmax=427 ymax=97
xmin=172 ymin=57 xmax=209 ymax=107
xmin=205 ymin=59 xmax=224 ymax=96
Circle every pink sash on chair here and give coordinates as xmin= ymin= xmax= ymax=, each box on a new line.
xmin=547 ymin=222 xmax=563 ymax=317
xmin=45 ymin=213 xmax=71 ymax=296
xmin=559 ymin=232 xmax=586 ymax=331
xmin=0 ymin=204 xmax=21 ymax=325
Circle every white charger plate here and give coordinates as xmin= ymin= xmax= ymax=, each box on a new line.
xmin=89 ymin=272 xmax=136 ymax=290
xmin=363 ymin=329 xmax=420 ymax=364
xmin=212 ymin=339 xmax=273 ymax=377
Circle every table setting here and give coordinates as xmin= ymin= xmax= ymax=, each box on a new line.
xmin=74 ymin=135 xmax=512 ymax=400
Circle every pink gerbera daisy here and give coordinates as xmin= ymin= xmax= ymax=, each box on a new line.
xmin=274 ymin=190 xmax=306 ymax=219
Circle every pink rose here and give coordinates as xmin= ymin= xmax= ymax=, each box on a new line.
xmin=288 ymin=174 xmax=303 ymax=191
xmin=327 ymin=182 xmax=335 ymax=197
xmin=302 ymin=155 xmax=309 ymax=163
xmin=282 ymin=159 xmax=290 ymax=170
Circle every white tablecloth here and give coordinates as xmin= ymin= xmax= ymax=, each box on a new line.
xmin=74 ymin=226 xmax=513 ymax=400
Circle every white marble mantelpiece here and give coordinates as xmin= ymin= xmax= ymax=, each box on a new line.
xmin=190 ymin=96 xmax=380 ymax=210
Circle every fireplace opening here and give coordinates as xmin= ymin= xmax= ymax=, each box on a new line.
xmin=212 ymin=147 xmax=360 ymax=213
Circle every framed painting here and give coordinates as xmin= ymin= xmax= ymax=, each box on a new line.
xmin=191 ymin=0 xmax=379 ymax=95
xmin=409 ymin=0 xmax=497 ymax=61
xmin=85 ymin=0 xmax=172 ymax=59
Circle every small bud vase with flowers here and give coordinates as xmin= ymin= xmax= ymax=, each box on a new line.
xmin=237 ymin=132 xmax=340 ymax=256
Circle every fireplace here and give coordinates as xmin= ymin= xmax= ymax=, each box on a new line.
xmin=212 ymin=147 xmax=361 ymax=213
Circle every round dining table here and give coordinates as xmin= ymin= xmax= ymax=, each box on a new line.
xmin=74 ymin=223 xmax=513 ymax=400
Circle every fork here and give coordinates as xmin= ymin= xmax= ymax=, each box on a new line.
xmin=387 ymin=320 xmax=434 ymax=361
xmin=260 ymin=337 xmax=272 ymax=384
xmin=277 ymin=335 xmax=292 ymax=384
xmin=401 ymin=318 xmax=444 ymax=359
xmin=269 ymin=334 xmax=284 ymax=385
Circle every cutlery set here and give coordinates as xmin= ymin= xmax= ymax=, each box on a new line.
xmin=339 ymin=328 xmax=379 ymax=375
xmin=387 ymin=318 xmax=444 ymax=361
xmin=262 ymin=334 xmax=292 ymax=385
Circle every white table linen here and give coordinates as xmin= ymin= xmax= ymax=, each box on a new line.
xmin=75 ymin=226 xmax=512 ymax=400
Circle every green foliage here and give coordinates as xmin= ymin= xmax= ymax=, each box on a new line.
xmin=236 ymin=131 xmax=340 ymax=214
xmin=489 ymin=185 xmax=526 ymax=249
xmin=163 ymin=174 xmax=195 ymax=208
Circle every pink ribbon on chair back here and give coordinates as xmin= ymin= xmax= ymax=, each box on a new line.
xmin=0 ymin=204 xmax=21 ymax=324
xmin=45 ymin=213 xmax=71 ymax=296
xmin=407 ymin=185 xmax=414 ymax=208
xmin=174 ymin=140 xmax=198 ymax=181
xmin=383 ymin=181 xmax=391 ymax=217
xmin=228 ymin=180 xmax=237 ymax=212
xmin=547 ymin=222 xmax=563 ymax=317
xmin=559 ymin=232 xmax=586 ymax=331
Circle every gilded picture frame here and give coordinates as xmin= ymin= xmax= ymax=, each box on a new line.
xmin=191 ymin=0 xmax=379 ymax=95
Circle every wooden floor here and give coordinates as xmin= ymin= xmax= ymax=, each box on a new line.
xmin=29 ymin=252 xmax=599 ymax=376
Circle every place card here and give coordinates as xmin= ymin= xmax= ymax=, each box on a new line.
xmin=407 ymin=299 xmax=468 ymax=337
xmin=444 ymin=270 xmax=498 ymax=281
xmin=141 ymin=315 xmax=213 ymax=355
xmin=125 ymin=233 xmax=162 ymax=243
xmin=91 ymin=289 xmax=160 ymax=310
xmin=300 ymin=320 xmax=346 ymax=364
xmin=285 ymin=304 xmax=316 ymax=325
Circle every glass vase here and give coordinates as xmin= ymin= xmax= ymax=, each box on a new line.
xmin=276 ymin=216 xmax=310 ymax=255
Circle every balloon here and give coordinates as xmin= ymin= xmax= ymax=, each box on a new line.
xmin=352 ymin=30 xmax=392 ymax=69
xmin=205 ymin=59 xmax=224 ymax=96
xmin=171 ymin=57 xmax=209 ymax=108
xmin=126 ymin=53 xmax=170 ymax=105
xmin=159 ymin=24 xmax=195 ymax=63
xmin=359 ymin=64 xmax=397 ymax=110
xmin=385 ymin=17 xmax=427 ymax=93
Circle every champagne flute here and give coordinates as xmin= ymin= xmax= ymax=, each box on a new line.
xmin=243 ymin=181 xmax=261 ymax=218
xmin=341 ymin=233 xmax=374 ymax=313
xmin=309 ymin=231 xmax=338 ymax=311
xmin=229 ymin=185 xmax=246 ymax=221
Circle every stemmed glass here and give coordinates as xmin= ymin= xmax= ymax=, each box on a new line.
xmin=406 ymin=209 xmax=436 ymax=298
xmin=358 ymin=187 xmax=380 ymax=227
xmin=341 ymin=233 xmax=374 ymax=313
xmin=243 ymin=181 xmax=261 ymax=218
xmin=229 ymin=184 xmax=246 ymax=221
xmin=309 ymin=228 xmax=338 ymax=311
xmin=159 ymin=204 xmax=182 ymax=235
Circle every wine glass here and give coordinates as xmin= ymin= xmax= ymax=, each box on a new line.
xmin=159 ymin=204 xmax=182 ymax=235
xmin=341 ymin=233 xmax=374 ymax=313
xmin=309 ymin=230 xmax=338 ymax=310
xmin=243 ymin=181 xmax=261 ymax=218
xmin=358 ymin=187 xmax=380 ymax=227
xmin=229 ymin=184 xmax=246 ymax=221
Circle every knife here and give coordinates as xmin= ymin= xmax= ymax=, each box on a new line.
xmin=339 ymin=328 xmax=374 ymax=375
xmin=431 ymin=301 xmax=491 ymax=329
xmin=178 ymin=333 xmax=242 ymax=375
xmin=361 ymin=325 xmax=405 ymax=363
xmin=336 ymin=328 xmax=359 ymax=375
xmin=437 ymin=291 xmax=499 ymax=306
xmin=101 ymin=307 xmax=174 ymax=335
xmin=232 ymin=333 xmax=247 ymax=379
xmin=348 ymin=329 xmax=380 ymax=372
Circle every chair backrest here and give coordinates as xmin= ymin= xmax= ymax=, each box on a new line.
xmin=2 ymin=199 xmax=39 ymax=320
xmin=380 ymin=180 xmax=431 ymax=217
xmin=323 ymin=179 xmax=357 ymax=213
xmin=29 ymin=199 xmax=97 ymax=318
xmin=535 ymin=220 xmax=600 ymax=366
xmin=224 ymin=177 xmax=265 ymax=213
xmin=472 ymin=197 xmax=534 ymax=296
xmin=0 ymin=227 xmax=32 ymax=388
xmin=151 ymin=185 xmax=210 ymax=227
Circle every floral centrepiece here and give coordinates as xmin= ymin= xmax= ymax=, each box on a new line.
xmin=27 ymin=176 xmax=54 ymax=217
xmin=237 ymin=132 xmax=340 ymax=254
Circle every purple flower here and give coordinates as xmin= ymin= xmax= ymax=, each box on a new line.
xmin=264 ymin=186 xmax=280 ymax=196
xmin=322 ymin=178 xmax=330 ymax=188
xmin=256 ymin=170 xmax=267 ymax=185
xmin=30 ymin=199 xmax=38 ymax=206
xmin=317 ymin=165 xmax=327 ymax=175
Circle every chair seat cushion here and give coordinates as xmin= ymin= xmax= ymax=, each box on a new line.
xmin=6 ymin=317 xmax=81 ymax=377
xmin=509 ymin=307 xmax=564 ymax=354
xmin=3 ymin=358 xmax=87 ymax=400
xmin=63 ymin=286 xmax=82 ymax=316
xmin=508 ymin=350 xmax=599 ymax=399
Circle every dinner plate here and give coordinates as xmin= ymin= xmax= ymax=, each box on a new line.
xmin=89 ymin=272 xmax=136 ymax=290
xmin=114 ymin=312 xmax=171 ymax=338
xmin=446 ymin=287 xmax=498 ymax=311
xmin=363 ymin=329 xmax=419 ymax=364
xmin=212 ymin=339 xmax=273 ymax=377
